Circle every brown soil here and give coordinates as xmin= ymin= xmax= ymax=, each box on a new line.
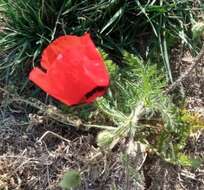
xmin=0 ymin=110 xmax=203 ymax=190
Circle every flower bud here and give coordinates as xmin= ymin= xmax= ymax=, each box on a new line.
xmin=97 ymin=130 xmax=114 ymax=148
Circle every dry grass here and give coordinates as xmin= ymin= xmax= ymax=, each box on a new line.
xmin=0 ymin=113 xmax=146 ymax=190
xmin=0 ymin=103 xmax=203 ymax=190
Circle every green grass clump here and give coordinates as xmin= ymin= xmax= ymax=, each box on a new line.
xmin=0 ymin=0 xmax=202 ymax=88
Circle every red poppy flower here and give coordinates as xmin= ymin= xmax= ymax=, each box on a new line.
xmin=29 ymin=33 xmax=109 ymax=106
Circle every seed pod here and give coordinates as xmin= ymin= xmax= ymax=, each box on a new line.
xmin=97 ymin=130 xmax=114 ymax=148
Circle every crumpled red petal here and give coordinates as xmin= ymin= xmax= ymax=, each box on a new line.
xmin=29 ymin=33 xmax=109 ymax=106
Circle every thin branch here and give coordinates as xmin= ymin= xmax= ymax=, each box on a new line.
xmin=165 ymin=44 xmax=204 ymax=93
xmin=37 ymin=130 xmax=71 ymax=144
xmin=0 ymin=87 xmax=115 ymax=130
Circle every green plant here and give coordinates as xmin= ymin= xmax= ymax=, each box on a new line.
xmin=0 ymin=0 xmax=201 ymax=89
xmin=0 ymin=0 xmax=68 ymax=87
xmin=181 ymin=109 xmax=204 ymax=133
xmin=192 ymin=21 xmax=204 ymax=39
xmin=59 ymin=170 xmax=81 ymax=190
xmin=95 ymin=52 xmax=200 ymax=167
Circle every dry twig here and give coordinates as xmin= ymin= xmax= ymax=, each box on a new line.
xmin=166 ymin=44 xmax=204 ymax=93
xmin=37 ymin=130 xmax=71 ymax=144
xmin=0 ymin=87 xmax=114 ymax=130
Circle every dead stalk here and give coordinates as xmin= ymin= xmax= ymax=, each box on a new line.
xmin=37 ymin=130 xmax=71 ymax=144
xmin=166 ymin=44 xmax=204 ymax=93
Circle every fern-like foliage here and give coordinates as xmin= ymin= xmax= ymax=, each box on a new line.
xmin=96 ymin=51 xmax=200 ymax=167
xmin=98 ymin=51 xmax=176 ymax=130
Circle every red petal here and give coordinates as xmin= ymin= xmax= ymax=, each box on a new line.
xmin=29 ymin=33 xmax=109 ymax=106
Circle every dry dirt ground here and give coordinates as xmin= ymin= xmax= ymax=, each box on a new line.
xmin=0 ymin=48 xmax=204 ymax=189
xmin=0 ymin=111 xmax=203 ymax=190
